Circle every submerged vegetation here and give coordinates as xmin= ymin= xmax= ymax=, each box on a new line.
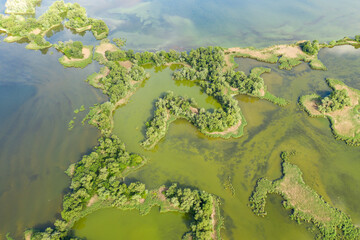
xmin=249 ymin=152 xmax=360 ymax=239
xmin=2 ymin=0 xmax=360 ymax=239
xmin=27 ymin=135 xmax=221 ymax=240
xmin=299 ymin=78 xmax=360 ymax=146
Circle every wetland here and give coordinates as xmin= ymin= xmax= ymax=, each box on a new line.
xmin=1 ymin=0 xmax=360 ymax=239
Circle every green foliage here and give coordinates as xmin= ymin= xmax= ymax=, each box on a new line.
xmin=99 ymin=61 xmax=148 ymax=103
xmin=355 ymin=35 xmax=360 ymax=42
xmin=318 ymin=89 xmax=351 ymax=113
xmin=5 ymin=0 xmax=41 ymax=14
xmin=126 ymin=49 xmax=183 ymax=66
xmin=82 ymin=102 xmax=114 ymax=135
xmin=278 ymin=56 xmax=302 ymax=70
xmin=105 ymin=49 xmax=126 ymax=61
xmin=90 ymin=19 xmax=109 ymax=40
xmin=5 ymin=233 xmax=14 ymax=240
xmin=55 ymin=41 xmax=84 ymax=59
xmin=301 ymin=40 xmax=320 ymax=55
xmin=113 ymin=37 xmax=127 ymax=48
xmin=142 ymin=91 xmax=243 ymax=149
xmin=165 ymin=184 xmax=216 ymax=240
xmin=68 ymin=120 xmax=74 ymax=130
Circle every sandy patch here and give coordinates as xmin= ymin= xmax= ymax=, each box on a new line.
xmin=210 ymin=201 xmax=217 ymax=240
xmin=304 ymin=99 xmax=322 ymax=116
xmin=225 ymin=44 xmax=310 ymax=63
xmin=63 ymin=47 xmax=91 ymax=63
xmin=87 ymin=195 xmax=99 ymax=207
xmin=189 ymin=106 xmax=198 ymax=114
xmin=119 ymin=60 xmax=133 ymax=69
xmin=30 ymin=28 xmax=41 ymax=35
xmin=158 ymin=187 xmax=167 ymax=201
xmin=96 ymin=43 xmax=118 ymax=59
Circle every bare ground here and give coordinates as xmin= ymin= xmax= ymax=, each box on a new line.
xmin=210 ymin=201 xmax=217 ymax=240
xmin=95 ymin=42 xmax=118 ymax=59
xmin=87 ymin=195 xmax=99 ymax=207
xmin=119 ymin=60 xmax=133 ymax=69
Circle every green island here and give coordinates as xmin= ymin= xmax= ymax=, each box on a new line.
xmin=5 ymin=0 xmax=41 ymax=15
xmin=299 ymin=78 xmax=360 ymax=146
xmin=54 ymin=41 xmax=93 ymax=68
xmin=0 ymin=0 xmax=108 ymax=50
xmin=2 ymin=0 xmax=360 ymax=239
xmin=249 ymin=152 xmax=360 ymax=239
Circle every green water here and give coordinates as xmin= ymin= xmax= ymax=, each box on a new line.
xmin=74 ymin=207 xmax=188 ymax=240
xmin=74 ymin=46 xmax=360 ymax=239
xmin=1 ymin=0 xmax=360 ymax=239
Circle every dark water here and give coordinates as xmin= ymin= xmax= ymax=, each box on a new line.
xmin=1 ymin=0 xmax=360 ymax=239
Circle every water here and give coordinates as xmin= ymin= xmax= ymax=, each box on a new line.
xmin=1 ymin=0 xmax=360 ymax=239
xmin=0 ymin=40 xmax=106 ymax=238
xmin=39 ymin=0 xmax=360 ymax=50
xmin=74 ymin=46 xmax=360 ymax=240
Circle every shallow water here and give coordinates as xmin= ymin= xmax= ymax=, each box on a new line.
xmin=1 ymin=0 xmax=360 ymax=239
xmin=36 ymin=0 xmax=360 ymax=50
xmin=72 ymin=46 xmax=360 ymax=240
xmin=0 ymin=40 xmax=106 ymax=238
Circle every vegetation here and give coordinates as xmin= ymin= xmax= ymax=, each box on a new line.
xmin=299 ymin=78 xmax=360 ymax=146
xmin=54 ymin=41 xmax=84 ymax=59
xmin=300 ymin=40 xmax=320 ymax=55
xmin=142 ymin=47 xmax=286 ymax=149
xmin=142 ymin=91 xmax=244 ymax=149
xmin=249 ymin=151 xmax=360 ymax=239
xmin=0 ymin=0 xmax=109 ymax=53
xmin=26 ymin=134 xmax=221 ymax=239
xmin=5 ymin=0 xmax=41 ymax=14
xmin=318 ymin=89 xmax=351 ymax=113
xmin=57 ymin=45 xmax=93 ymax=68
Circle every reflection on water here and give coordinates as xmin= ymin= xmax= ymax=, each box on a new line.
xmin=0 ymin=42 xmax=105 ymax=238
xmin=37 ymin=0 xmax=360 ymax=50
xmin=1 ymin=0 xmax=360 ymax=239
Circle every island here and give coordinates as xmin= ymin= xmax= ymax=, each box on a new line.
xmin=2 ymin=0 xmax=360 ymax=239
xmin=249 ymin=151 xmax=360 ymax=239
xmin=0 ymin=0 xmax=108 ymax=51
xmin=299 ymin=78 xmax=360 ymax=146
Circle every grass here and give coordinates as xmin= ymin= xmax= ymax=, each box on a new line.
xmin=249 ymin=152 xmax=360 ymax=239
xmin=25 ymin=42 xmax=52 ymax=50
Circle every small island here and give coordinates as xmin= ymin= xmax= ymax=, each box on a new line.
xmin=249 ymin=152 xmax=360 ymax=239
xmin=299 ymin=78 xmax=360 ymax=146
xmin=5 ymin=0 xmax=41 ymax=15
xmin=54 ymin=41 xmax=93 ymax=68
xmin=0 ymin=0 xmax=109 ymax=51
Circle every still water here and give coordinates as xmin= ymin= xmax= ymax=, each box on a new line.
xmin=0 ymin=0 xmax=360 ymax=239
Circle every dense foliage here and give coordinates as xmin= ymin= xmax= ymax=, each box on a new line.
xmin=0 ymin=0 xmax=109 ymax=50
xmin=300 ymin=40 xmax=320 ymax=55
xmin=54 ymin=41 xmax=84 ymax=59
xmin=165 ymin=184 xmax=216 ymax=240
xmin=318 ymin=89 xmax=351 ymax=113
xmin=5 ymin=0 xmax=41 ymax=14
